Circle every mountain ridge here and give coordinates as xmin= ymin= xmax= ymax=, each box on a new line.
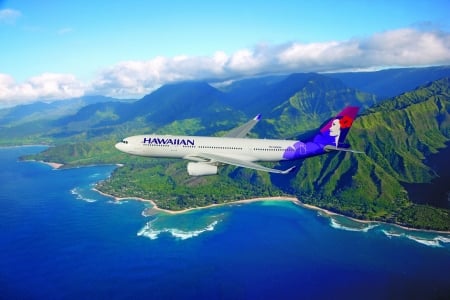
xmin=328 ymin=65 xmax=450 ymax=99
xmin=3 ymin=68 xmax=449 ymax=230
xmin=98 ymin=77 xmax=450 ymax=230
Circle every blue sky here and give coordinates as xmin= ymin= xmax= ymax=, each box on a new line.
xmin=1 ymin=0 xmax=450 ymax=106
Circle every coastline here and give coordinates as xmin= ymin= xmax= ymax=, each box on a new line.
xmin=12 ymin=147 xmax=449 ymax=235
xmin=4 ymin=145 xmax=63 ymax=169
xmin=23 ymin=153 xmax=449 ymax=234
xmin=93 ymin=187 xmax=450 ymax=234
xmin=93 ymin=187 xmax=380 ymax=225
xmin=94 ymin=187 xmax=302 ymax=215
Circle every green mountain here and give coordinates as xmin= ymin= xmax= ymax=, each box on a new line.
xmin=0 ymin=95 xmax=126 ymax=126
xmin=221 ymin=73 xmax=377 ymax=116
xmin=98 ymin=78 xmax=450 ymax=230
xmin=4 ymin=69 xmax=450 ymax=230
xmin=48 ymin=73 xmax=376 ymax=142
xmin=280 ymin=78 xmax=450 ymax=230
xmin=3 ymin=67 xmax=448 ymax=145
xmin=253 ymin=73 xmax=377 ymax=138
xmin=220 ymin=66 xmax=450 ymax=104
xmin=47 ymin=82 xmax=248 ymax=141
xmin=0 ymin=95 xmax=132 ymax=145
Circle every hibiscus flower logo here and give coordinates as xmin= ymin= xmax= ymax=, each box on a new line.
xmin=339 ymin=115 xmax=353 ymax=129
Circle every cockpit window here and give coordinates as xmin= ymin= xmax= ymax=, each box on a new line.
xmin=121 ymin=140 xmax=129 ymax=144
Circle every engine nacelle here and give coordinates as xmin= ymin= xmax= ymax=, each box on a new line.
xmin=187 ymin=162 xmax=218 ymax=176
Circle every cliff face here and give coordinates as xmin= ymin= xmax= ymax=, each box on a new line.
xmin=283 ymin=78 xmax=450 ymax=229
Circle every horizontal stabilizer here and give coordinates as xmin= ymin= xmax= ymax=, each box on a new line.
xmin=324 ymin=145 xmax=364 ymax=154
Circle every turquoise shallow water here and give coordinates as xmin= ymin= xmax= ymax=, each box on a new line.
xmin=0 ymin=146 xmax=449 ymax=299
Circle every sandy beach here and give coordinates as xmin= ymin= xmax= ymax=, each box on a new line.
xmin=41 ymin=161 xmax=64 ymax=169
xmin=94 ymin=188 xmax=303 ymax=215
xmin=22 ymin=158 xmax=64 ymax=170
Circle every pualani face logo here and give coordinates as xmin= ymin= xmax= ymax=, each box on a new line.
xmin=142 ymin=137 xmax=195 ymax=146
xmin=329 ymin=115 xmax=354 ymax=147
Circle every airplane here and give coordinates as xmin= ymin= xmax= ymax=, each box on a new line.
xmin=115 ymin=106 xmax=363 ymax=176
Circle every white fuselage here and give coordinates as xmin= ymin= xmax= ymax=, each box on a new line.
xmin=114 ymin=106 xmax=360 ymax=175
xmin=115 ymin=134 xmax=301 ymax=162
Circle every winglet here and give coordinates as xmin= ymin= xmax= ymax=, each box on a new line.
xmin=224 ymin=114 xmax=261 ymax=138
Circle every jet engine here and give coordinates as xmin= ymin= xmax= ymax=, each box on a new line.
xmin=187 ymin=162 xmax=218 ymax=176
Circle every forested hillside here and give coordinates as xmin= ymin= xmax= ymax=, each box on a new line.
xmin=285 ymin=78 xmax=450 ymax=230
xmin=4 ymin=68 xmax=449 ymax=230
xmin=94 ymin=78 xmax=450 ymax=230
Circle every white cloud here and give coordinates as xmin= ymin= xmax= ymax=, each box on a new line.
xmin=91 ymin=28 xmax=450 ymax=98
xmin=358 ymin=28 xmax=450 ymax=66
xmin=0 ymin=9 xmax=21 ymax=24
xmin=89 ymin=53 xmax=234 ymax=97
xmin=1 ymin=28 xmax=450 ymax=106
xmin=0 ymin=73 xmax=85 ymax=107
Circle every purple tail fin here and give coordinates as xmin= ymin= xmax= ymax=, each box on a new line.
xmin=313 ymin=106 xmax=360 ymax=147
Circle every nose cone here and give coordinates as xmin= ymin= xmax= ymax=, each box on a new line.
xmin=115 ymin=142 xmax=126 ymax=152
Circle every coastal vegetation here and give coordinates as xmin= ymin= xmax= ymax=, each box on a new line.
xmin=3 ymin=69 xmax=449 ymax=231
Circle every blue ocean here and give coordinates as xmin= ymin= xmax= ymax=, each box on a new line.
xmin=1 ymin=146 xmax=449 ymax=299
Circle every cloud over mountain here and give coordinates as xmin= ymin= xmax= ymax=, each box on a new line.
xmin=1 ymin=28 xmax=449 ymax=106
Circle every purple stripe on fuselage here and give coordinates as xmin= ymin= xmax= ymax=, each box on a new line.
xmin=282 ymin=141 xmax=324 ymax=160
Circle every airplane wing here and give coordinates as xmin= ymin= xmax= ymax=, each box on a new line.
xmin=185 ymin=152 xmax=295 ymax=174
xmin=223 ymin=114 xmax=261 ymax=138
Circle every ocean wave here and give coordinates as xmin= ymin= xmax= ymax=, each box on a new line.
xmin=381 ymin=230 xmax=450 ymax=248
xmin=329 ymin=217 xmax=378 ymax=232
xmin=436 ymin=236 xmax=450 ymax=243
xmin=70 ymin=188 xmax=97 ymax=203
xmin=107 ymin=199 xmax=128 ymax=205
xmin=381 ymin=230 xmax=403 ymax=238
xmin=406 ymin=236 xmax=443 ymax=247
xmin=137 ymin=219 xmax=219 ymax=240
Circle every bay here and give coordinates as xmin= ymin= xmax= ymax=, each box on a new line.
xmin=0 ymin=146 xmax=449 ymax=299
